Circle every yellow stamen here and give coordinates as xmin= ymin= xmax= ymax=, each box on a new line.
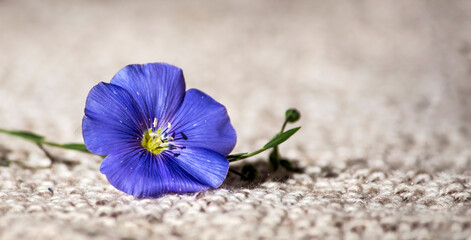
xmin=141 ymin=120 xmax=171 ymax=154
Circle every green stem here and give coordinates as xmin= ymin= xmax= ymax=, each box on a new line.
xmin=273 ymin=120 xmax=289 ymax=162
xmin=227 ymin=125 xmax=301 ymax=163
xmin=43 ymin=141 xmax=62 ymax=148
xmin=228 ymin=147 xmax=268 ymax=162
xmin=280 ymin=120 xmax=288 ymax=134
xmin=0 ymin=128 xmax=93 ymax=155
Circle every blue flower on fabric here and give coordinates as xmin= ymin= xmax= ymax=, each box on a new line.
xmin=82 ymin=63 xmax=237 ymax=198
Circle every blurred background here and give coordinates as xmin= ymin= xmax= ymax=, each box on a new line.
xmin=1 ymin=0 xmax=471 ymax=173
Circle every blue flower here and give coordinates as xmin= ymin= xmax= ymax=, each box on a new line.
xmin=82 ymin=63 xmax=237 ymax=198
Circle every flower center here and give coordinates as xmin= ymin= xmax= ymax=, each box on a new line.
xmin=141 ymin=128 xmax=171 ymax=155
xmin=141 ymin=118 xmax=187 ymax=155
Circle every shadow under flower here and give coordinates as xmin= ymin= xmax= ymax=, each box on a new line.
xmin=221 ymin=158 xmax=305 ymax=189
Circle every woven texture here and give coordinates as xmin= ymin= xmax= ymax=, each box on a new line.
xmin=1 ymin=1 xmax=471 ymax=239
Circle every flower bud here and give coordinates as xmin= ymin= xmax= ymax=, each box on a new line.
xmin=285 ymin=108 xmax=300 ymax=123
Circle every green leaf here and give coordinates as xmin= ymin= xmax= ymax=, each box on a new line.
xmin=60 ymin=143 xmax=91 ymax=154
xmin=227 ymin=152 xmax=248 ymax=158
xmin=0 ymin=128 xmax=45 ymax=144
xmin=227 ymin=152 xmax=248 ymax=160
xmin=264 ymin=127 xmax=301 ymax=149
xmin=0 ymin=128 xmax=101 ymax=158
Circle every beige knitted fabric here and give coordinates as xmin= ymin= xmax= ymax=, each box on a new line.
xmin=1 ymin=1 xmax=471 ymax=239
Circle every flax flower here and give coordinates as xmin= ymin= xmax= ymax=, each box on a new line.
xmin=83 ymin=63 xmax=236 ymax=198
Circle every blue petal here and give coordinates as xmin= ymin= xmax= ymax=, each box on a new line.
xmin=172 ymin=147 xmax=229 ymax=188
xmin=169 ymin=89 xmax=237 ymax=156
xmin=82 ymin=82 xmax=145 ymax=155
xmin=100 ymin=147 xmax=228 ymax=198
xmin=110 ymin=63 xmax=186 ymax=128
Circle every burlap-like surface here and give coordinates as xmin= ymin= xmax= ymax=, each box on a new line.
xmin=1 ymin=1 xmax=470 ymax=239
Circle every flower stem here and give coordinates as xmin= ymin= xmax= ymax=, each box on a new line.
xmin=0 ymin=128 xmax=92 ymax=154
xmin=227 ymin=126 xmax=300 ymax=162
xmin=228 ymin=147 xmax=268 ymax=162
xmin=271 ymin=119 xmax=289 ymax=165
xmin=280 ymin=120 xmax=288 ymax=134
